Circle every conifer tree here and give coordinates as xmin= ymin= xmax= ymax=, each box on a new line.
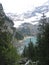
xmin=37 ymin=13 xmax=49 ymax=65
xmin=22 ymin=39 xmax=35 ymax=61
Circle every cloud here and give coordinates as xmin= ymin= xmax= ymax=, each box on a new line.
xmin=7 ymin=3 xmax=49 ymax=22
xmin=13 ymin=14 xmax=39 ymax=28
xmin=0 ymin=0 xmax=48 ymax=14
xmin=5 ymin=0 xmax=49 ymax=28
xmin=17 ymin=4 xmax=49 ymax=19
xmin=6 ymin=13 xmax=24 ymax=21
xmin=46 ymin=12 xmax=49 ymax=17
xmin=23 ymin=11 xmax=36 ymax=19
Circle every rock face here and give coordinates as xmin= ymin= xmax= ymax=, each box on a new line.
xmin=0 ymin=4 xmax=5 ymax=17
xmin=0 ymin=3 xmax=14 ymax=34
xmin=17 ymin=23 xmax=38 ymax=36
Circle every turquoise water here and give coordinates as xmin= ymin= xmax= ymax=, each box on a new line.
xmin=18 ymin=36 xmax=37 ymax=54
xmin=23 ymin=36 xmax=37 ymax=46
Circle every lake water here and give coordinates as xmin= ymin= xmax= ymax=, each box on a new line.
xmin=18 ymin=36 xmax=37 ymax=54
xmin=23 ymin=36 xmax=37 ymax=46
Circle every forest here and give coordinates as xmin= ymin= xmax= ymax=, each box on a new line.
xmin=0 ymin=4 xmax=49 ymax=65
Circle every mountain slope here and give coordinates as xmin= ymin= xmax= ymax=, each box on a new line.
xmin=17 ymin=23 xmax=38 ymax=36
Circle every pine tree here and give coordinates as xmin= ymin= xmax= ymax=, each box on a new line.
xmin=22 ymin=45 xmax=28 ymax=57
xmin=37 ymin=13 xmax=49 ymax=65
xmin=28 ymin=38 xmax=35 ymax=61
xmin=22 ymin=39 xmax=35 ymax=61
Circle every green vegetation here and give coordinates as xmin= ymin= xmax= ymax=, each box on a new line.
xmin=22 ymin=14 xmax=49 ymax=65
xmin=0 ymin=17 xmax=4 ymax=28
xmin=0 ymin=4 xmax=49 ymax=65
xmin=36 ymin=13 xmax=49 ymax=65
xmin=0 ymin=6 xmax=20 ymax=65
xmin=0 ymin=31 xmax=20 ymax=65
xmin=22 ymin=39 xmax=36 ymax=61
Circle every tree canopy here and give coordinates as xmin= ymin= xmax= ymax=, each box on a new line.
xmin=36 ymin=13 xmax=49 ymax=65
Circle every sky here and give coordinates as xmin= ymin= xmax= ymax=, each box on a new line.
xmin=0 ymin=0 xmax=49 ymax=27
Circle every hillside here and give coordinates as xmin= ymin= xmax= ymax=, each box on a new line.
xmin=17 ymin=23 xmax=38 ymax=36
xmin=0 ymin=3 xmax=24 ymax=41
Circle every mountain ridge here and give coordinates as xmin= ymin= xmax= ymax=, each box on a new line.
xmin=16 ymin=22 xmax=38 ymax=36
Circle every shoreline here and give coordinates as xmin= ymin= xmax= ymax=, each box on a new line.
xmin=19 ymin=36 xmax=33 ymax=43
